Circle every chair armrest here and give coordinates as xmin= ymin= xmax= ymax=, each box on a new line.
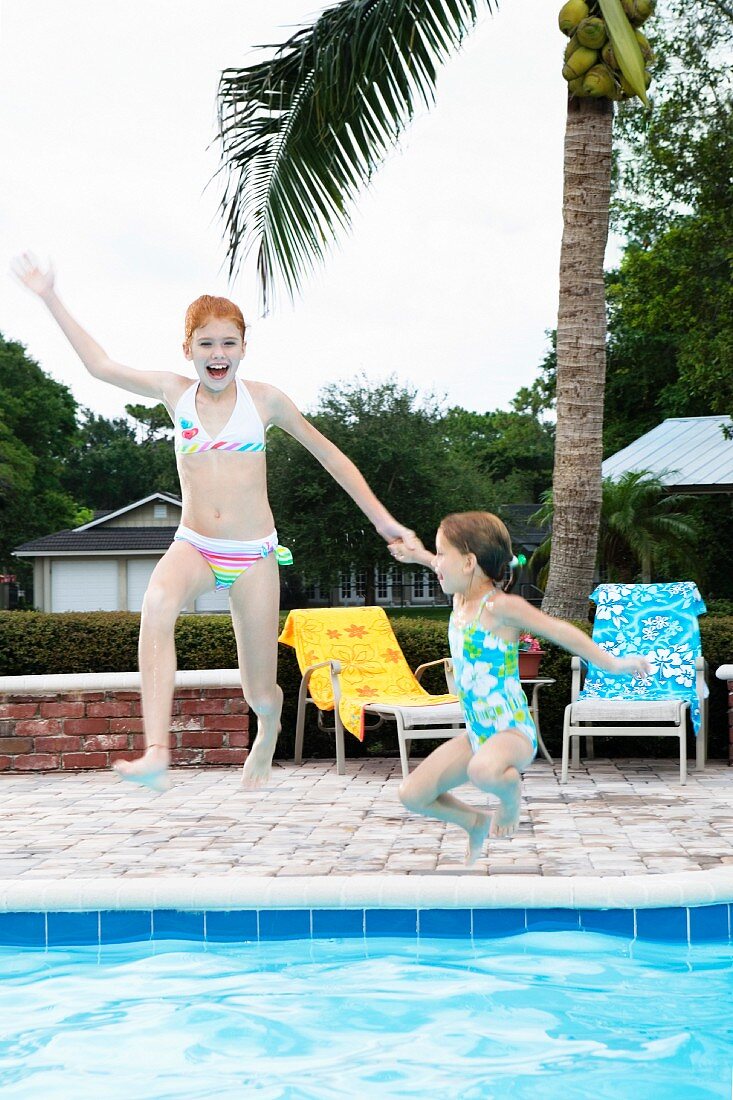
xmin=415 ymin=657 xmax=455 ymax=692
xmin=696 ymin=655 xmax=709 ymax=701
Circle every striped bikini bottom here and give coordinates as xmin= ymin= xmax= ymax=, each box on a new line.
xmin=174 ymin=525 xmax=293 ymax=590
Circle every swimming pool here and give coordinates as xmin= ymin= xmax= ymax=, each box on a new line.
xmin=0 ymin=928 xmax=730 ymax=1099
xmin=0 ymin=874 xmax=731 ymax=1098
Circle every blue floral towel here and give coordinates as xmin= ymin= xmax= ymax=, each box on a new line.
xmin=578 ymin=582 xmax=706 ymax=734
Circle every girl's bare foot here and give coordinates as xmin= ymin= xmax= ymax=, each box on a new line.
xmin=113 ymin=745 xmax=170 ymax=793
xmin=465 ymin=810 xmax=491 ymax=865
xmin=241 ymin=732 xmax=278 ymax=790
xmin=489 ymin=779 xmax=522 ymax=838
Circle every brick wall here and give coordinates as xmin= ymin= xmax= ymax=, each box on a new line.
xmin=0 ymin=687 xmax=249 ymax=772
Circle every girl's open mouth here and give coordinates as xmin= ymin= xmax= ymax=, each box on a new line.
xmin=206 ymin=365 xmax=229 ymax=380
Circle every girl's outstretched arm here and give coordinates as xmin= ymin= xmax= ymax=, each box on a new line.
xmin=262 ymin=384 xmax=416 ymax=544
xmin=388 ymin=536 xmax=435 ymax=570
xmin=494 ymin=592 xmax=652 ymax=677
xmin=11 ymin=254 xmax=183 ymax=404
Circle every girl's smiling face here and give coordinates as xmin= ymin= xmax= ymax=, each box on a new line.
xmin=184 ymin=318 xmax=245 ymax=392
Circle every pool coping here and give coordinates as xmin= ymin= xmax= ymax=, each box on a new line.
xmin=1 ymin=867 xmax=732 ymax=912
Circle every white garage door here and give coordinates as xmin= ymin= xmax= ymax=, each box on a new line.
xmin=127 ymin=559 xmax=158 ymax=612
xmin=51 ymin=560 xmax=119 ymax=612
xmin=195 ymin=585 xmax=230 ymax=613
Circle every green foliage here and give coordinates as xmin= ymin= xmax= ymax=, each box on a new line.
xmin=530 ymin=470 xmax=697 ymax=583
xmin=62 ymin=409 xmax=180 ymax=511
xmin=217 ymin=0 xmax=496 ymax=309
xmin=0 ymin=334 xmax=81 ymax=579
xmin=441 ymin=406 xmax=555 ymax=504
xmin=267 ymin=375 xmax=487 ymax=586
xmin=2 ymin=611 xmax=729 ymax=760
xmin=125 ymin=402 xmax=174 ymax=441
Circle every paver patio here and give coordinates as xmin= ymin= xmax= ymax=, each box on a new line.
xmin=1 ymin=757 xmax=732 ymax=880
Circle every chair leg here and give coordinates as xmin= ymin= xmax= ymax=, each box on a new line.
xmin=294 ymin=682 xmax=308 ymax=765
xmin=679 ymin=730 xmax=687 ymax=785
xmin=561 ymin=706 xmax=571 ymax=783
xmin=397 ymin=717 xmax=411 ymax=780
xmin=571 ymin=728 xmax=581 ymax=770
xmin=334 ymin=708 xmax=346 ymax=775
xmin=585 ymin=735 xmax=594 ymax=761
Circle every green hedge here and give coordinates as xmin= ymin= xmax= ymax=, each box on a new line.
xmin=1 ymin=611 xmax=731 ymax=761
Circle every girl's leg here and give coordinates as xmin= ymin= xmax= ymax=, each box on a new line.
xmin=228 ymin=552 xmax=282 ymax=790
xmin=114 ymin=541 xmax=214 ymax=789
xmin=398 ymin=736 xmax=491 ymax=865
xmin=467 ymin=732 xmax=535 ymax=838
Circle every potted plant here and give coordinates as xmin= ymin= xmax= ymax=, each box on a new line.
xmin=518 ymin=633 xmax=543 ymax=679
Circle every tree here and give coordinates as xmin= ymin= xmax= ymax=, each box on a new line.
xmin=266 ymin=376 xmax=487 ymax=595
xmin=441 ymin=406 xmax=554 ymax=503
xmin=216 ymin=0 xmax=654 ymax=619
xmin=0 ymin=334 xmax=81 ymax=581
xmin=62 ymin=409 xmax=180 ymax=512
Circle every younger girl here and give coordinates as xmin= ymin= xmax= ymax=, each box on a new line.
xmin=13 ymin=254 xmax=416 ymax=792
xmin=389 ymin=512 xmax=650 ymax=864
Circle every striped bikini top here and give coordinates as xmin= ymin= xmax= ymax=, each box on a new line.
xmin=174 ymin=379 xmax=266 ymax=455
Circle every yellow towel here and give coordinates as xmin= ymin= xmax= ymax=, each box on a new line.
xmin=279 ymin=606 xmax=457 ymax=740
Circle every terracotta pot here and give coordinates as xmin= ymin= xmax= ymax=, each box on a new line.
xmin=518 ymin=650 xmax=543 ymax=679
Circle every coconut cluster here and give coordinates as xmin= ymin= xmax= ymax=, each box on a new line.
xmin=559 ymin=0 xmax=654 ymax=101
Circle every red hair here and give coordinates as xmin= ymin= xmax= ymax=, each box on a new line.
xmin=184 ymin=295 xmax=246 ymax=349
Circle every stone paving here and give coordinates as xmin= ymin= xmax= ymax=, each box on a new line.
xmin=0 ymin=757 xmax=732 ymax=880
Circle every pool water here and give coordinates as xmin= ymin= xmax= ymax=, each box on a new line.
xmin=0 ymin=931 xmax=730 ymax=1099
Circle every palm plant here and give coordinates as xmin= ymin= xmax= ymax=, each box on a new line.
xmin=216 ymin=0 xmax=653 ymax=615
xmin=530 ymin=470 xmax=697 ymax=586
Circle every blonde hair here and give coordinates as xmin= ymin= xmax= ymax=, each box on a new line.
xmin=439 ymin=511 xmax=514 ymax=587
xmin=183 ymin=295 xmax=246 ymax=349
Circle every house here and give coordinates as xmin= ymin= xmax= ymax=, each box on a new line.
xmin=13 ymin=493 xmax=229 ymax=614
xmin=602 ymin=416 xmax=733 ymax=493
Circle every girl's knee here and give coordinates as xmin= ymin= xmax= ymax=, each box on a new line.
xmin=467 ymin=755 xmax=511 ymax=790
xmin=141 ymin=582 xmax=180 ymax=626
xmin=246 ymin=684 xmax=283 ymax=719
xmin=398 ymin=778 xmax=426 ymax=813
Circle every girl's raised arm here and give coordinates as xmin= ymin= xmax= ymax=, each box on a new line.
xmin=11 ymin=254 xmax=183 ymax=405
xmin=495 ymin=592 xmax=651 ymax=677
xmin=261 ymin=383 xmax=416 ymax=545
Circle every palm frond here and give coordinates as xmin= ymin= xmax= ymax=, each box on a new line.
xmin=217 ymin=0 xmax=496 ymax=312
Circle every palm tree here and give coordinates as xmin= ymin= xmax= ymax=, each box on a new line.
xmin=216 ymin=0 xmax=651 ymax=615
xmin=530 ymin=470 xmax=697 ymax=588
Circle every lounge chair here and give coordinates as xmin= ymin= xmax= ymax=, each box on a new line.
xmin=279 ymin=606 xmax=465 ymax=778
xmin=561 ymin=582 xmax=708 ymax=784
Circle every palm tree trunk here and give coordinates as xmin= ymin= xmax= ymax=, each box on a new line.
xmin=542 ymin=94 xmax=614 ymax=620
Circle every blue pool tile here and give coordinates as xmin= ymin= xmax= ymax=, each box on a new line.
xmin=472 ymin=908 xmax=526 ymax=938
xmin=364 ymin=909 xmax=418 ymax=938
xmin=0 ymin=911 xmax=46 ymax=948
xmin=205 ymin=910 xmax=258 ymax=942
xmin=100 ymin=910 xmax=152 ymax=943
xmin=419 ymin=909 xmax=471 ymax=938
xmin=688 ymin=904 xmax=729 ymax=943
xmin=47 ymin=911 xmax=99 ymax=947
xmin=152 ymin=910 xmax=205 ymax=941
xmin=311 ymin=909 xmax=364 ymax=938
xmin=258 ymin=909 xmax=311 ymax=940
xmin=525 ymin=908 xmax=580 ymax=933
xmin=580 ymin=908 xmax=635 ymax=938
xmin=635 ymin=906 xmax=688 ymax=942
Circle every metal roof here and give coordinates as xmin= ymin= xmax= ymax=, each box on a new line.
xmin=14 ymin=528 xmax=178 ymax=556
xmin=602 ymin=417 xmax=733 ymax=493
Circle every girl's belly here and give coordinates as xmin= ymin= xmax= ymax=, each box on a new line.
xmin=176 ymin=452 xmax=275 ymax=540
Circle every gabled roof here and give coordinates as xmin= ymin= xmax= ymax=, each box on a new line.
xmin=15 ymin=528 xmax=179 ymax=557
xmin=602 ymin=417 xmax=733 ymax=494
xmin=75 ymin=492 xmax=182 ymax=531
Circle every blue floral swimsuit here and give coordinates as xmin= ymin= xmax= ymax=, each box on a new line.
xmin=448 ymin=592 xmax=538 ymax=759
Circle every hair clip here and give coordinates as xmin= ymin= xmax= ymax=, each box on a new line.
xmin=509 ymin=553 xmax=527 ymax=569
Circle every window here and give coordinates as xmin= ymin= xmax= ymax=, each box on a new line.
xmin=340 ymin=572 xmax=352 ymax=600
xmin=153 ymin=503 xmax=168 ymax=519
xmin=355 ymin=570 xmax=367 ymax=599
xmin=376 ymin=567 xmax=390 ymax=601
xmin=412 ymin=571 xmax=425 ymax=599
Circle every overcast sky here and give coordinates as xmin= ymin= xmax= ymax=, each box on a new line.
xmin=1 ymin=0 xmax=623 ymax=423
